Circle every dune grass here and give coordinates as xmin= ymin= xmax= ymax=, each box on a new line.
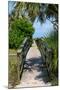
xmin=43 ymin=30 xmax=58 ymax=85
xmin=8 ymin=49 xmax=19 ymax=88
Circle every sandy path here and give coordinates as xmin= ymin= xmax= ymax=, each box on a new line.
xmin=15 ymin=41 xmax=51 ymax=88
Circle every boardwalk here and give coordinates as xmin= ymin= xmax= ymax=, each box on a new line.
xmin=15 ymin=41 xmax=51 ymax=88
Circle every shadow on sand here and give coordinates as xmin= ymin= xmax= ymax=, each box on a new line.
xmin=24 ymin=56 xmax=50 ymax=84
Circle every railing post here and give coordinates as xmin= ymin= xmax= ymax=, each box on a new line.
xmin=17 ymin=49 xmax=22 ymax=83
xmin=47 ymin=48 xmax=53 ymax=73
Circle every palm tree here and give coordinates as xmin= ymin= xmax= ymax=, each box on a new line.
xmin=9 ymin=2 xmax=58 ymax=31
xmin=39 ymin=4 xmax=58 ymax=30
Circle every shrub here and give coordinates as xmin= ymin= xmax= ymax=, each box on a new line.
xmin=9 ymin=18 xmax=34 ymax=49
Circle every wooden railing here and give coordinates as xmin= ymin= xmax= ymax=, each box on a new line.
xmin=17 ymin=37 xmax=32 ymax=82
xmin=9 ymin=37 xmax=32 ymax=88
xmin=35 ymin=39 xmax=53 ymax=74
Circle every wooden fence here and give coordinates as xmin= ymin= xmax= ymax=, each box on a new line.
xmin=17 ymin=37 xmax=32 ymax=82
xmin=35 ymin=39 xmax=53 ymax=74
xmin=9 ymin=37 xmax=32 ymax=88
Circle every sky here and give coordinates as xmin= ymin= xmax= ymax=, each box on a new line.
xmin=33 ymin=17 xmax=54 ymax=38
xmin=8 ymin=1 xmax=15 ymax=15
xmin=8 ymin=2 xmax=54 ymax=39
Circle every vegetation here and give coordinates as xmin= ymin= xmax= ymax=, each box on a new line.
xmin=9 ymin=18 xmax=34 ymax=49
xmin=9 ymin=16 xmax=34 ymax=87
xmin=43 ymin=30 xmax=58 ymax=85
xmin=9 ymin=49 xmax=17 ymax=54
xmin=9 ymin=50 xmax=19 ymax=88
xmin=8 ymin=1 xmax=58 ymax=86
xmin=9 ymin=2 xmax=58 ymax=30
